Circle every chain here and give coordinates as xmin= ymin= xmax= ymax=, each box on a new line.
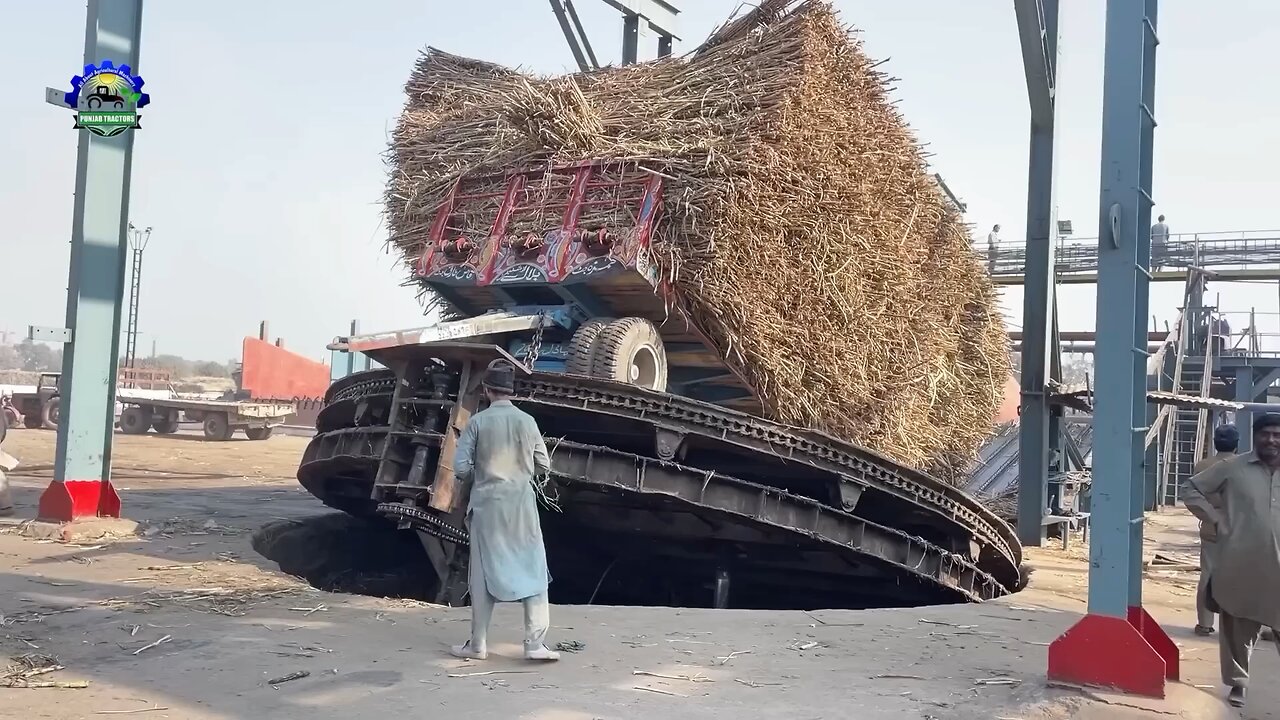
xmin=523 ymin=312 xmax=547 ymax=371
xmin=377 ymin=503 xmax=470 ymax=545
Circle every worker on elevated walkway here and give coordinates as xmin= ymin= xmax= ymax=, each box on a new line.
xmin=1190 ymin=423 xmax=1237 ymax=637
xmin=1185 ymin=413 xmax=1280 ymax=709
xmin=1150 ymin=214 xmax=1170 ymax=270
xmin=985 ymin=224 xmax=1001 ymax=274
xmin=450 ymin=360 xmax=560 ymax=663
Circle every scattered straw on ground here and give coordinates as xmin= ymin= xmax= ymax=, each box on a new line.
xmin=102 ymin=562 xmax=308 ymax=617
xmin=384 ymin=0 xmax=1009 ymax=483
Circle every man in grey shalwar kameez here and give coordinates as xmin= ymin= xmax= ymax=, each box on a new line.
xmin=1185 ymin=413 xmax=1280 ymax=708
xmin=449 ymin=360 xmax=559 ymax=663
xmin=1190 ymin=424 xmax=1238 ymax=637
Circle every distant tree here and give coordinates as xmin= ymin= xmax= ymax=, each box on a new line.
xmin=193 ymin=360 xmax=228 ymax=377
xmin=0 ymin=345 xmax=21 ymax=371
xmin=138 ymin=354 xmax=194 ymax=378
xmin=14 ymin=340 xmax=60 ymax=372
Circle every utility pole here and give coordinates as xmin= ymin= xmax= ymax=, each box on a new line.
xmin=124 ymin=223 xmax=151 ymax=378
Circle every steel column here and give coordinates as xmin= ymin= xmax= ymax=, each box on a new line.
xmin=1127 ymin=0 xmax=1159 ymax=608
xmin=621 ymin=13 xmax=640 ymax=65
xmin=1048 ymin=0 xmax=1175 ymax=697
xmin=1088 ymin=0 xmax=1155 ymax=621
xmin=39 ymin=0 xmax=144 ymax=522
xmin=1235 ymin=366 xmax=1255 ymax=453
xmin=1014 ymin=0 xmax=1061 ymax=546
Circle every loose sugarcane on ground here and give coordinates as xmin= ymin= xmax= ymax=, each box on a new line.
xmin=384 ymin=0 xmax=1009 ymax=484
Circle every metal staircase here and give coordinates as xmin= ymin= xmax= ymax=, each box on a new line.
xmin=1161 ymin=354 xmax=1212 ymax=504
xmin=1154 ymin=271 xmax=1216 ymax=506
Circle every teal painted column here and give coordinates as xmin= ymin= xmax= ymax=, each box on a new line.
xmin=1014 ymin=0 xmax=1062 ymax=547
xmin=40 ymin=0 xmax=144 ymax=521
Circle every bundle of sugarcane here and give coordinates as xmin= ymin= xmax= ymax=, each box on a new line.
xmin=384 ymin=0 xmax=1009 ymax=483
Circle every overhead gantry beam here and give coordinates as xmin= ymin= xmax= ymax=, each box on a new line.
xmin=549 ymin=0 xmax=600 ymax=72
xmin=1014 ymin=0 xmax=1058 ymax=127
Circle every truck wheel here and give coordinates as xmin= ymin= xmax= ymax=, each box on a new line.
xmin=42 ymin=398 xmax=61 ymax=430
xmin=203 ymin=413 xmax=233 ymax=441
xmin=589 ymin=317 xmax=668 ymax=392
xmin=119 ymin=406 xmax=152 ymax=435
xmin=566 ymin=318 xmax=613 ymax=376
xmin=153 ymin=415 xmax=180 ymax=434
xmin=246 ymin=427 xmax=274 ymax=441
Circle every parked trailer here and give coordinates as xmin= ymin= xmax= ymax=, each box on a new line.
xmin=117 ymin=397 xmax=293 ymax=441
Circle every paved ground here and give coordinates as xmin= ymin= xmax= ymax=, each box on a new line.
xmin=0 ymin=427 xmax=1275 ymax=719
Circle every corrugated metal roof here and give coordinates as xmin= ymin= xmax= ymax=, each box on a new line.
xmin=964 ymin=417 xmax=1093 ymax=501
xmin=1145 ymin=391 xmax=1242 ymax=410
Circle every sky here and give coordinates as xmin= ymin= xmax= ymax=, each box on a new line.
xmin=3 ymin=1 xmax=1280 ymax=362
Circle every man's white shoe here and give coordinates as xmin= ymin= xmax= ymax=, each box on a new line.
xmin=524 ymin=644 xmax=560 ymax=662
xmin=450 ymin=642 xmax=487 ymax=660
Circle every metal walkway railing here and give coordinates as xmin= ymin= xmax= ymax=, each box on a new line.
xmin=979 ymin=230 xmax=1280 ymax=278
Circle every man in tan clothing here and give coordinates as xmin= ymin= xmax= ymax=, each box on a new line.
xmin=1190 ymin=424 xmax=1238 ymax=636
xmin=1185 ymin=414 xmax=1280 ymax=708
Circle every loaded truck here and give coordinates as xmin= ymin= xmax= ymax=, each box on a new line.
xmin=302 ymin=158 xmax=1022 ymax=609
xmin=297 ymin=2 xmax=1018 ymax=610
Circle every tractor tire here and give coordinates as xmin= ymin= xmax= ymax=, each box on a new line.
xmin=41 ymin=398 xmax=60 ymax=430
xmin=589 ymin=317 xmax=668 ymax=392
xmin=245 ymin=427 xmax=274 ymax=441
xmin=23 ymin=411 xmax=42 ymax=430
xmin=566 ymin=318 xmax=614 ymax=376
xmin=153 ymin=416 xmax=180 ymax=434
xmin=203 ymin=413 xmax=233 ymax=441
xmin=0 ymin=409 xmax=7 ymax=445
xmin=119 ymin=406 xmax=152 ymax=435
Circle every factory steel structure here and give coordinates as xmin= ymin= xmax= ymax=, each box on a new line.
xmin=45 ymin=0 xmax=1262 ymax=700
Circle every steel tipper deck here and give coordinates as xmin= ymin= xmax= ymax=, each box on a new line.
xmin=299 ymin=343 xmax=1022 ymax=608
xmin=301 ymin=430 xmax=1008 ymax=606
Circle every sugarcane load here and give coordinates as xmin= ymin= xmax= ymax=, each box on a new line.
xmin=380 ymin=0 xmax=1007 ymax=482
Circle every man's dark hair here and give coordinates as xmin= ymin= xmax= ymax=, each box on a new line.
xmin=1214 ymin=424 xmax=1239 ymax=453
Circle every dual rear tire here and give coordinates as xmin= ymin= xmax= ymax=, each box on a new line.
xmin=566 ymin=317 xmax=668 ymax=392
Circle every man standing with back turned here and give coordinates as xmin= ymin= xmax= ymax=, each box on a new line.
xmin=450 ymin=360 xmax=560 ymax=663
xmin=1189 ymin=424 xmax=1237 ymax=637
xmin=1184 ymin=414 xmax=1280 ymax=708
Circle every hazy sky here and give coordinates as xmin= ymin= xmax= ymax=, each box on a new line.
xmin=4 ymin=1 xmax=1280 ymax=362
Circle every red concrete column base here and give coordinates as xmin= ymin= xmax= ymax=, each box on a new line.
xmin=1128 ymin=606 xmax=1180 ymax=680
xmin=1047 ymin=612 xmax=1167 ymax=698
xmin=38 ymin=479 xmax=121 ymax=522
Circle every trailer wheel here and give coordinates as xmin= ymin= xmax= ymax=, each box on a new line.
xmin=590 ymin=317 xmax=668 ymax=391
xmin=203 ymin=413 xmax=233 ymax=441
xmin=566 ymin=318 xmax=614 ymax=376
xmin=246 ymin=427 xmax=274 ymax=441
xmin=119 ymin=406 xmax=152 ymax=435
xmin=42 ymin=398 xmax=61 ymax=430
xmin=153 ymin=415 xmax=180 ymax=434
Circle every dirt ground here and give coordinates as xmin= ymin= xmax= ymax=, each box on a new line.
xmin=0 ymin=428 xmax=1275 ymax=720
